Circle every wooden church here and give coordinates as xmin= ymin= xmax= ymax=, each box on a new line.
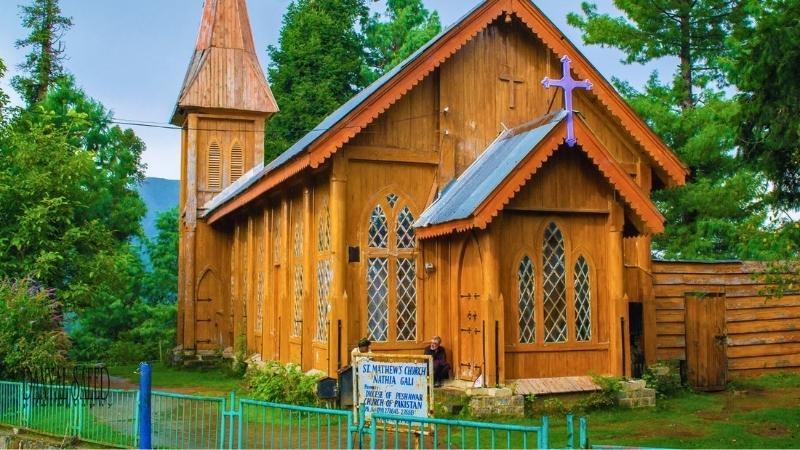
xmin=173 ymin=0 xmax=800 ymax=388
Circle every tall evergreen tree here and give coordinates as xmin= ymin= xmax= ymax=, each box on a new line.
xmin=0 ymin=58 xmax=9 ymax=117
xmin=11 ymin=0 xmax=73 ymax=106
xmin=363 ymin=0 xmax=441 ymax=83
xmin=143 ymin=208 xmax=179 ymax=305
xmin=568 ymin=1 xmax=778 ymax=259
xmin=736 ymin=0 xmax=800 ymax=211
xmin=265 ymin=0 xmax=370 ymax=162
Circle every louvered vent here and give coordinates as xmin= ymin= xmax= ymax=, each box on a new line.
xmin=207 ymin=141 xmax=221 ymax=190
xmin=230 ymin=142 xmax=244 ymax=182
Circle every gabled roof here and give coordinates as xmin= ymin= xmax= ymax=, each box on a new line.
xmin=415 ymin=111 xmax=666 ymax=239
xmin=204 ymin=0 xmax=686 ymax=224
xmin=171 ymin=0 xmax=278 ymax=125
xmin=415 ymin=111 xmax=567 ymax=231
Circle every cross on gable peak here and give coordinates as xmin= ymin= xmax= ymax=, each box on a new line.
xmin=541 ymin=55 xmax=593 ymax=147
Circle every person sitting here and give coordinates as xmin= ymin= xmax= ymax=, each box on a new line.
xmin=424 ymin=336 xmax=450 ymax=387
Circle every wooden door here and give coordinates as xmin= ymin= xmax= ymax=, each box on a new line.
xmin=196 ymin=270 xmax=224 ymax=350
xmin=458 ymin=239 xmax=484 ymax=382
xmin=685 ymin=293 xmax=727 ymax=391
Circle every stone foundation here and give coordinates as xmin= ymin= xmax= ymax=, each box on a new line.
xmin=465 ymin=387 xmax=525 ymax=418
xmin=616 ymin=380 xmax=656 ymax=408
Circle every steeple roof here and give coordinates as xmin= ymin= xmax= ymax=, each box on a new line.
xmin=171 ymin=0 xmax=278 ymax=125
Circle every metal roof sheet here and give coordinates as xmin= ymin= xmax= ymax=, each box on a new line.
xmin=201 ymin=1 xmax=488 ymax=216
xmin=415 ymin=110 xmax=567 ymax=228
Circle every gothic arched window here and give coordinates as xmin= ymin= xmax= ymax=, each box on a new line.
xmin=366 ymin=194 xmax=418 ymax=342
xmin=292 ymin=222 xmax=304 ymax=338
xmin=574 ymin=255 xmax=592 ymax=342
xmin=517 ymin=255 xmax=535 ymax=344
xmin=315 ymin=200 xmax=331 ymax=343
xmin=543 ymin=223 xmax=567 ymax=343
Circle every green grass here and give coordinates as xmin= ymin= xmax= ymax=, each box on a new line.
xmin=107 ymin=362 xmax=245 ymax=396
xmin=466 ymin=372 xmax=800 ymax=449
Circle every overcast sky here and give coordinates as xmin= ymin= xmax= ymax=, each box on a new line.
xmin=0 ymin=1 xmax=676 ymax=180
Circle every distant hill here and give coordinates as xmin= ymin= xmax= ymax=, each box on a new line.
xmin=138 ymin=177 xmax=179 ymax=238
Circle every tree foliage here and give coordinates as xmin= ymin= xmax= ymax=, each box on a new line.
xmin=11 ymin=0 xmax=73 ymax=106
xmin=143 ymin=208 xmax=179 ymax=305
xmin=568 ymin=0 xmax=779 ymax=259
xmin=363 ymin=0 xmax=441 ymax=83
xmin=265 ymin=0 xmax=370 ymax=162
xmin=0 ymin=58 xmax=9 ymax=117
xmin=0 ymin=78 xmax=146 ymax=310
xmin=736 ymin=0 xmax=800 ymax=211
xmin=0 ymin=278 xmax=69 ymax=378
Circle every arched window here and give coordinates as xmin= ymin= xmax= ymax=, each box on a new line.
xmin=395 ymin=206 xmax=417 ymax=341
xmin=230 ymin=142 xmax=244 ymax=182
xmin=315 ymin=201 xmax=331 ymax=342
xmin=207 ymin=141 xmax=221 ymax=190
xmin=366 ymin=194 xmax=418 ymax=342
xmin=255 ymin=220 xmax=265 ymax=333
xmin=517 ymin=255 xmax=535 ymax=343
xmin=292 ymin=222 xmax=304 ymax=338
xmin=367 ymin=204 xmax=389 ymax=341
xmin=543 ymin=223 xmax=567 ymax=343
xmin=574 ymin=255 xmax=592 ymax=342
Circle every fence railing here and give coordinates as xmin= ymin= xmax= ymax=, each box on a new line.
xmin=0 ymin=379 xmax=585 ymax=449
xmin=367 ymin=413 xmax=549 ymax=449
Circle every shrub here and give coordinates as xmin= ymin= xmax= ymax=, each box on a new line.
xmin=0 ymin=278 xmax=69 ymax=378
xmin=577 ymin=375 xmax=622 ymax=412
xmin=643 ymin=362 xmax=683 ymax=398
xmin=246 ymin=361 xmax=323 ymax=407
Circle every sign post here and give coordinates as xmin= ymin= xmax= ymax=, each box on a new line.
xmin=352 ymin=353 xmax=434 ymax=426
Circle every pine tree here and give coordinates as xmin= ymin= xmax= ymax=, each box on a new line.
xmin=363 ymin=0 xmax=441 ymax=83
xmin=568 ymin=1 xmax=779 ymax=259
xmin=11 ymin=0 xmax=73 ymax=106
xmin=0 ymin=58 xmax=9 ymax=116
xmin=736 ymin=0 xmax=800 ymax=211
xmin=265 ymin=0 xmax=370 ymax=162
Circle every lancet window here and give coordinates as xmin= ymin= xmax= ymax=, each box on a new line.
xmin=574 ymin=256 xmax=592 ymax=341
xmin=517 ymin=222 xmax=595 ymax=344
xmin=292 ymin=222 xmax=304 ymax=338
xmin=366 ymin=194 xmax=418 ymax=343
xmin=543 ymin=223 xmax=567 ymax=343
xmin=517 ymin=255 xmax=536 ymax=343
xmin=315 ymin=200 xmax=332 ymax=343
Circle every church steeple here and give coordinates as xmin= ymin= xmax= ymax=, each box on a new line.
xmin=171 ymin=0 xmax=278 ymax=126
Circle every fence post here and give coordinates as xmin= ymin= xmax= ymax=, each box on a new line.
xmin=566 ymin=413 xmax=574 ymax=449
xmin=71 ymin=383 xmax=84 ymax=438
xmin=20 ymin=381 xmax=31 ymax=427
xmin=138 ymin=362 xmax=152 ymax=450
xmin=579 ymin=417 xmax=588 ymax=449
xmin=540 ymin=416 xmax=549 ymax=449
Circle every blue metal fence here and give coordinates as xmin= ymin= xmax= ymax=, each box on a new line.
xmin=0 ymin=378 xmax=587 ymax=449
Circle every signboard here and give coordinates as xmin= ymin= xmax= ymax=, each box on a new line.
xmin=353 ymin=353 xmax=433 ymax=423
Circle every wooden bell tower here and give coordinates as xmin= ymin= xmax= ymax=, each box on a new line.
xmin=172 ymin=0 xmax=278 ymax=352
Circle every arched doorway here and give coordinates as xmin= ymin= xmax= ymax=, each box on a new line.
xmin=196 ymin=269 xmax=224 ymax=350
xmin=458 ymin=237 xmax=484 ymax=382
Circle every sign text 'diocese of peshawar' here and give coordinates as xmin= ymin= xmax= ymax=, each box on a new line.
xmin=356 ymin=358 xmax=430 ymax=419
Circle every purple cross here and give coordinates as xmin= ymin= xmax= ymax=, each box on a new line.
xmin=541 ymin=55 xmax=593 ymax=147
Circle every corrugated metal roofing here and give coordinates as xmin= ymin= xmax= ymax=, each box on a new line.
xmin=415 ymin=110 xmax=567 ymax=228
xmin=201 ymin=1 xmax=488 ymax=216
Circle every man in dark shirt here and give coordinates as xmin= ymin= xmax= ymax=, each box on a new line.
xmin=424 ymin=336 xmax=450 ymax=387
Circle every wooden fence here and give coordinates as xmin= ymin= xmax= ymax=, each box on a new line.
xmin=652 ymin=260 xmax=800 ymax=378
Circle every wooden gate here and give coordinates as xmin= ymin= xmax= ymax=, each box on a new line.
xmin=685 ymin=292 xmax=727 ymax=391
xmin=458 ymin=238 xmax=484 ymax=382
